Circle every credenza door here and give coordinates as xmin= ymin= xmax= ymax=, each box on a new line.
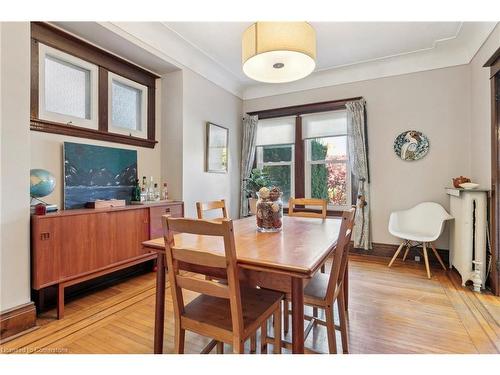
xmin=59 ymin=212 xmax=110 ymax=278
xmin=32 ymin=217 xmax=61 ymax=289
xmin=108 ymin=209 xmax=150 ymax=263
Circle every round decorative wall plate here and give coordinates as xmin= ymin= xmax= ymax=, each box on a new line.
xmin=393 ymin=130 xmax=429 ymax=161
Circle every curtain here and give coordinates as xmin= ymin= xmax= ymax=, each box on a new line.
xmin=239 ymin=114 xmax=259 ymax=218
xmin=346 ymin=99 xmax=372 ymax=250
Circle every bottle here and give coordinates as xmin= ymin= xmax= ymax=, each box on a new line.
xmin=161 ymin=182 xmax=168 ymax=201
xmin=132 ymin=179 xmax=141 ymax=202
xmin=148 ymin=176 xmax=155 ymax=201
xmin=154 ymin=183 xmax=160 ymax=201
xmin=140 ymin=186 xmax=147 ymax=202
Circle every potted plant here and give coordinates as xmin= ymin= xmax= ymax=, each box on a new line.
xmin=244 ymin=168 xmax=272 ymax=215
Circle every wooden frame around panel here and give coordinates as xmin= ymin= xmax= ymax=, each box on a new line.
xmin=485 ymin=46 xmax=500 ymax=296
xmin=248 ymin=97 xmax=364 ymax=216
xmin=30 ymin=22 xmax=159 ymax=149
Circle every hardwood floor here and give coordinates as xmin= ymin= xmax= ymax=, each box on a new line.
xmin=1 ymin=255 xmax=499 ymax=354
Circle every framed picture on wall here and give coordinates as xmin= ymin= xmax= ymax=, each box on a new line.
xmin=206 ymin=122 xmax=229 ymax=173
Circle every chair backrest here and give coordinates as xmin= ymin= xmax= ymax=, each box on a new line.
xmin=162 ymin=216 xmax=244 ymax=336
xmin=389 ymin=202 xmax=453 ymax=239
xmin=196 ymin=199 xmax=228 ymax=220
xmin=326 ymin=206 xmax=356 ymax=301
xmin=288 ymin=198 xmax=327 ymax=219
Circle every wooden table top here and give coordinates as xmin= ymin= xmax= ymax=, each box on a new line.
xmin=142 ymin=216 xmax=341 ymax=277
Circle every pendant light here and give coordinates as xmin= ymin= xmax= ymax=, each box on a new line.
xmin=242 ymin=22 xmax=316 ymax=83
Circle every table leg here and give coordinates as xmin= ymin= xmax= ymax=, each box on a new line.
xmin=291 ymin=277 xmax=304 ymax=354
xmin=154 ymin=252 xmax=166 ymax=354
xmin=343 ymin=259 xmax=349 ymax=311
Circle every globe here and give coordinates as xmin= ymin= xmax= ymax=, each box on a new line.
xmin=30 ymin=169 xmax=56 ymax=198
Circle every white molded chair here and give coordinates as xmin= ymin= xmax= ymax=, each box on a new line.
xmin=388 ymin=202 xmax=453 ymax=278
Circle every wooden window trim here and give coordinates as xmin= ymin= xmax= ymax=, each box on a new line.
xmin=30 ymin=22 xmax=159 ymax=149
xmin=250 ymin=98 xmax=363 ymax=216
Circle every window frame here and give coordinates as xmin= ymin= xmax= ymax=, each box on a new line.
xmin=304 ymin=136 xmax=352 ymax=211
xmin=30 ymin=22 xmax=159 ymax=149
xmin=256 ymin=144 xmax=295 ymax=205
xmin=38 ymin=43 xmax=99 ymax=130
xmin=108 ymin=72 xmax=148 ymax=139
xmin=249 ymin=97 xmax=365 ymax=216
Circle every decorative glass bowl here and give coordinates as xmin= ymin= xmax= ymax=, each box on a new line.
xmin=256 ymin=188 xmax=283 ymax=232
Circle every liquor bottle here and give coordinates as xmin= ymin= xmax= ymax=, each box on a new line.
xmin=132 ymin=179 xmax=141 ymax=201
xmin=141 ymin=176 xmax=148 ymax=202
xmin=161 ymin=182 xmax=168 ymax=201
xmin=153 ymin=183 xmax=160 ymax=201
xmin=148 ymin=176 xmax=155 ymax=201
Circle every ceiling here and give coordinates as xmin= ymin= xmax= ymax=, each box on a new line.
xmin=54 ymin=21 xmax=498 ymax=99
xmin=164 ymin=22 xmax=463 ymax=83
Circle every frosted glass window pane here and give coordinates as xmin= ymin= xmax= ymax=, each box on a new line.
xmin=302 ymin=110 xmax=347 ymax=139
xmin=256 ymin=116 xmax=295 ymax=146
xmin=44 ymin=55 xmax=91 ymax=119
xmin=111 ymin=80 xmax=142 ymax=131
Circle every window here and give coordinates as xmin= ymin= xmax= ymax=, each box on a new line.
xmin=256 ymin=145 xmax=295 ymax=203
xmin=302 ymin=110 xmax=351 ymax=210
xmin=255 ymin=116 xmax=296 ymax=203
xmin=31 ymin=22 xmax=158 ymax=148
xmin=254 ymin=106 xmax=353 ymax=212
xmin=108 ymin=73 xmax=148 ymax=138
xmin=38 ymin=43 xmax=98 ymax=129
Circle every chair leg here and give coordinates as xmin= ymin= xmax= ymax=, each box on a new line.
xmin=273 ymin=308 xmax=282 ymax=354
xmin=422 ymin=242 xmax=431 ymax=279
xmin=174 ymin=324 xmax=185 ymax=354
xmin=283 ymin=300 xmax=289 ymax=335
xmin=233 ymin=339 xmax=245 ymax=354
xmin=260 ymin=320 xmax=268 ymax=354
xmin=325 ymin=306 xmax=337 ymax=354
xmin=216 ymin=341 xmax=224 ymax=354
xmin=250 ymin=334 xmax=257 ymax=354
xmin=388 ymin=242 xmax=406 ymax=267
xmin=430 ymin=242 xmax=447 ymax=270
xmin=337 ymin=288 xmax=349 ymax=354
xmin=402 ymin=245 xmax=410 ymax=262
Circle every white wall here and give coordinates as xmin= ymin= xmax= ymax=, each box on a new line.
xmin=30 ymin=81 xmax=163 ymax=208
xmin=0 ymin=23 xmax=31 ymax=312
xmin=161 ymin=71 xmax=183 ymax=201
xmin=470 ymin=24 xmax=500 ymax=187
xmin=244 ymin=66 xmax=472 ymax=248
xmin=182 ymin=69 xmax=243 ymax=219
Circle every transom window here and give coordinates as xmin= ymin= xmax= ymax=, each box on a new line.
xmin=108 ymin=73 xmax=148 ymax=138
xmin=39 ymin=43 xmax=98 ymax=129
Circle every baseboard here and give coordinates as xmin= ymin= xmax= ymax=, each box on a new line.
xmin=351 ymin=242 xmax=450 ymax=266
xmin=0 ymin=302 xmax=36 ymax=342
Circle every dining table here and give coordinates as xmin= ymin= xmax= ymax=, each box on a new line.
xmin=142 ymin=215 xmax=345 ymax=354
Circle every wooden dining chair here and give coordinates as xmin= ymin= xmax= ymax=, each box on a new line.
xmin=162 ymin=216 xmax=283 ymax=354
xmin=288 ymin=198 xmax=328 ymax=274
xmin=283 ymin=206 xmax=356 ymax=354
xmin=288 ymin=198 xmax=328 ymax=219
xmin=196 ymin=199 xmax=228 ymax=220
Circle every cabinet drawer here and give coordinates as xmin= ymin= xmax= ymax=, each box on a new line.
xmin=149 ymin=204 xmax=183 ymax=239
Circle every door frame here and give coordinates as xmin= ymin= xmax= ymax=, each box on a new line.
xmin=485 ymin=46 xmax=500 ymax=296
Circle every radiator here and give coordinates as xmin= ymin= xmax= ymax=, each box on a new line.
xmin=446 ymin=188 xmax=488 ymax=291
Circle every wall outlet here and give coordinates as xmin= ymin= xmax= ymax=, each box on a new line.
xmin=415 ymin=255 xmax=421 ymax=262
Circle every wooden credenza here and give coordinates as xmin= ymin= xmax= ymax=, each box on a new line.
xmin=31 ymin=201 xmax=184 ymax=318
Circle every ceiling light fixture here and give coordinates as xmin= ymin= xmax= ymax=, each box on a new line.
xmin=242 ymin=22 xmax=316 ymax=83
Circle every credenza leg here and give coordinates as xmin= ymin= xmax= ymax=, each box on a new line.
xmin=57 ymin=284 xmax=64 ymax=319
